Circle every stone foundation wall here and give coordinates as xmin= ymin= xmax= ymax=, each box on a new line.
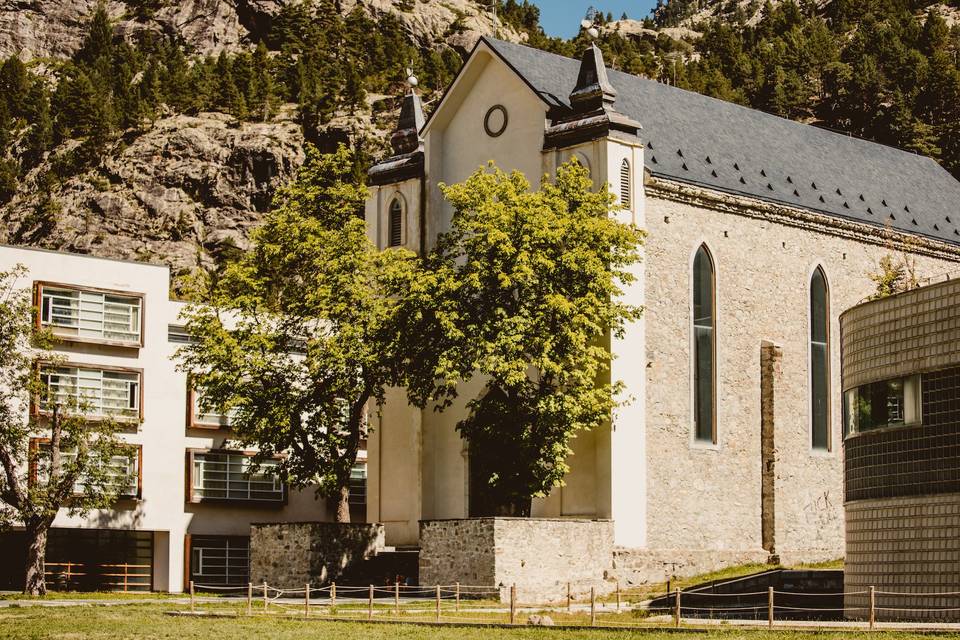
xmin=249 ymin=522 xmax=384 ymax=587
xmin=419 ymin=518 xmax=615 ymax=603
xmin=611 ymin=547 xmax=770 ymax=587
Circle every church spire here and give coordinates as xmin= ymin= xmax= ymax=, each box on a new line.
xmin=569 ymin=44 xmax=618 ymax=114
xmin=390 ymin=89 xmax=425 ymax=155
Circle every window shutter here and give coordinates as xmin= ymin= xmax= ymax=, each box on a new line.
xmin=389 ymin=199 xmax=403 ymax=247
xmin=620 ymin=159 xmax=631 ymax=208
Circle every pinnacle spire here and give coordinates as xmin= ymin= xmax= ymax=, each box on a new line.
xmin=569 ymin=44 xmax=617 ymax=113
xmin=390 ymin=90 xmax=425 ymax=155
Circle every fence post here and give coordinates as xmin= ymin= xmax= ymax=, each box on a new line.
xmin=189 ymin=580 xmax=195 ymax=613
xmin=436 ymin=585 xmax=441 ymax=623
xmin=674 ymin=589 xmax=681 ymax=627
xmin=263 ymin=581 xmax=268 ymax=610
xmin=331 ymin=582 xmax=336 ymax=610
xmin=456 ymin=582 xmax=460 ymax=612
xmin=368 ymin=585 xmax=374 ymax=621
xmin=247 ymin=582 xmax=252 ymax=616
xmin=616 ymin=580 xmax=621 ymax=612
xmin=124 ymin=564 xmax=129 ymax=593
xmin=510 ymin=584 xmax=517 ymax=625
xmin=590 ymin=586 xmax=596 ymax=626
xmin=305 ymin=583 xmax=310 ymax=618
xmin=869 ymin=586 xmax=876 ymax=630
xmin=395 ymin=581 xmax=400 ymax=616
xmin=768 ymin=586 xmax=774 ymax=628
xmin=567 ymin=582 xmax=572 ymax=613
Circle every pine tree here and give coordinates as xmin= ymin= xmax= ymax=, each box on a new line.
xmin=22 ymin=84 xmax=52 ymax=168
xmin=76 ymin=4 xmax=114 ymax=67
xmin=249 ymin=42 xmax=276 ymax=122
xmin=0 ymin=56 xmax=29 ymax=119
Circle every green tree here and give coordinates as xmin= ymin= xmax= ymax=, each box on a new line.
xmin=177 ymin=145 xmax=417 ymax=521
xmin=0 ymin=266 xmax=131 ymax=595
xmin=403 ymin=161 xmax=645 ymax=516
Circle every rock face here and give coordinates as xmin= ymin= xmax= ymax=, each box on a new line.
xmin=0 ymin=0 xmax=520 ymax=284
xmin=0 ymin=0 xmax=518 ymax=61
xmin=1 ymin=110 xmax=306 ymax=281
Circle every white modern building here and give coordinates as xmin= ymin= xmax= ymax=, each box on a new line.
xmin=0 ymin=245 xmax=363 ymax=592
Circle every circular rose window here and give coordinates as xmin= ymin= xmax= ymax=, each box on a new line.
xmin=483 ymin=104 xmax=509 ymax=137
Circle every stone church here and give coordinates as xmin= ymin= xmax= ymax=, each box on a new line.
xmin=364 ymin=36 xmax=960 ymax=578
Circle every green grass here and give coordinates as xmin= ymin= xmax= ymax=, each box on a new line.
xmin=0 ymin=603 xmax=943 ymax=640
xmin=0 ymin=591 xmax=184 ymax=601
xmin=609 ymin=559 xmax=846 ymax=604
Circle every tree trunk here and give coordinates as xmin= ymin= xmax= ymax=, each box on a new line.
xmin=24 ymin=521 xmax=49 ymax=596
xmin=334 ymin=482 xmax=351 ymax=523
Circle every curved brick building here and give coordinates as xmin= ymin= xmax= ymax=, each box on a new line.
xmin=842 ymin=277 xmax=960 ymax=620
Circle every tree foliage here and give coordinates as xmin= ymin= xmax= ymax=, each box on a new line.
xmin=177 ymin=145 xmax=418 ymax=522
xmin=0 ymin=266 xmax=130 ymax=594
xmin=402 ymin=161 xmax=645 ymax=515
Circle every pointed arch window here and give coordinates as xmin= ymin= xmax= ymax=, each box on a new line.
xmin=388 ymin=198 xmax=403 ymax=247
xmin=620 ymin=158 xmax=631 ymax=209
xmin=693 ymin=245 xmax=716 ymax=444
xmin=810 ymin=267 xmax=830 ymax=451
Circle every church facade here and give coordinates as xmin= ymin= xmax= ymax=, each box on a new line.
xmin=364 ymin=37 xmax=960 ymax=577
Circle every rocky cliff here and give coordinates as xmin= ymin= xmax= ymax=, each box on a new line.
xmin=2 ymin=110 xmax=306 ymax=283
xmin=0 ymin=0 xmax=518 ymax=60
xmin=0 ymin=0 xmax=521 ymax=287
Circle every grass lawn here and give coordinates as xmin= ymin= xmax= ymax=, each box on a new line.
xmin=0 ymin=603 xmax=944 ymax=640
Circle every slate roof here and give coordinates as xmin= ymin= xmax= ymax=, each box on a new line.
xmin=483 ymin=37 xmax=960 ymax=245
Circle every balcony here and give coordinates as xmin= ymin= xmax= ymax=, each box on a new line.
xmin=187 ymin=450 xmax=285 ymax=506
xmin=37 ymin=283 xmax=143 ymax=348
xmin=38 ymin=365 xmax=142 ymax=422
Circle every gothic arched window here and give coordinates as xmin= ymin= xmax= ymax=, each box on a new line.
xmin=810 ymin=266 xmax=830 ymax=450
xmin=693 ymin=244 xmax=716 ymax=444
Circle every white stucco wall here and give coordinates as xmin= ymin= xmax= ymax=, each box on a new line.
xmin=0 ymin=246 xmax=331 ymax=592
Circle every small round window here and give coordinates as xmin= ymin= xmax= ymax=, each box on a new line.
xmin=484 ymin=105 xmax=509 ymax=137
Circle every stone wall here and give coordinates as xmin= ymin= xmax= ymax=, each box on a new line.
xmin=249 ymin=522 xmax=384 ymax=587
xmin=641 ymin=182 xmax=960 ymax=567
xmin=612 ymin=547 xmax=770 ymax=586
xmin=419 ymin=518 xmax=615 ymax=603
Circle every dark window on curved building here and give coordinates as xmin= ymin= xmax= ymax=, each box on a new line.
xmin=388 ymin=198 xmax=403 ymax=247
xmin=844 ymin=376 xmax=921 ymax=436
xmin=693 ymin=245 xmax=716 ymax=443
xmin=810 ymin=267 xmax=830 ymax=450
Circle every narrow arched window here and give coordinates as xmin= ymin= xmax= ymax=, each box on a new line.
xmin=620 ymin=158 xmax=631 ymax=208
xmin=388 ymin=198 xmax=403 ymax=247
xmin=693 ymin=245 xmax=716 ymax=444
xmin=810 ymin=267 xmax=830 ymax=450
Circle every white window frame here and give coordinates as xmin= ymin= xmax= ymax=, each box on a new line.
xmin=189 ymin=451 xmax=285 ymax=504
xmin=38 ymin=364 xmax=142 ymax=422
xmin=32 ymin=439 xmax=141 ymax=499
xmin=189 ymin=388 xmax=237 ymax=429
xmin=37 ymin=283 xmax=143 ymax=347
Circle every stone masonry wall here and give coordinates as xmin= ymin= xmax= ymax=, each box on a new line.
xmin=419 ymin=518 xmax=615 ymax=603
xmin=641 ymin=182 xmax=960 ymax=570
xmin=249 ymin=522 xmax=384 ymax=587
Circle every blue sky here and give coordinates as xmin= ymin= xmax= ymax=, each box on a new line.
xmin=530 ymin=1 xmax=657 ymax=38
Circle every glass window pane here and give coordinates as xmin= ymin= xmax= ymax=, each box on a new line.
xmin=693 ymin=246 xmax=715 ymax=442
xmin=810 ymin=268 xmax=829 ymax=450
